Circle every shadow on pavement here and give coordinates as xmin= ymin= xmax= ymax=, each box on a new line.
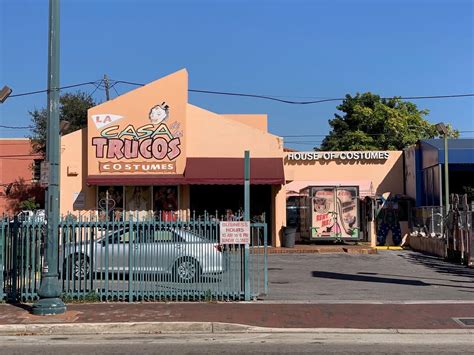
xmin=398 ymin=252 xmax=474 ymax=279
xmin=311 ymin=271 xmax=428 ymax=286
xmin=311 ymin=270 xmax=474 ymax=290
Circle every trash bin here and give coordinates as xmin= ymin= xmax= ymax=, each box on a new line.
xmin=282 ymin=226 xmax=297 ymax=248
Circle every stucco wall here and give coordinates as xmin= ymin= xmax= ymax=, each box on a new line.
xmin=60 ymin=129 xmax=96 ymax=216
xmin=0 ymin=139 xmax=42 ymax=214
xmin=187 ymin=104 xmax=283 ymax=158
xmin=220 ymin=114 xmax=268 ymax=132
xmin=284 ymin=151 xmax=404 ymax=196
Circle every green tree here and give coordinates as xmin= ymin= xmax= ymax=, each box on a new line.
xmin=319 ymin=93 xmax=458 ymax=151
xmin=5 ymin=178 xmax=45 ymax=213
xmin=29 ymin=91 xmax=96 ymax=154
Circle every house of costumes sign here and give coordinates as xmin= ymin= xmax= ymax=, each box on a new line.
xmin=287 ymin=151 xmax=390 ymax=161
xmin=87 ymin=70 xmax=187 ymax=175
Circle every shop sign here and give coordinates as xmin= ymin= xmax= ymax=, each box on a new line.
xmin=91 ymin=102 xmax=183 ymax=173
xmin=40 ymin=161 xmax=50 ymax=187
xmin=287 ymin=151 xmax=389 ymax=161
xmin=220 ymin=221 xmax=250 ymax=244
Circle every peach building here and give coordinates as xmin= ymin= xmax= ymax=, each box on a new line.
xmin=0 ymin=139 xmax=43 ymax=214
xmin=58 ymin=69 xmax=405 ymax=246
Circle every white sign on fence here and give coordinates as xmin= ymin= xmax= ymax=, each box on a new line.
xmin=220 ymin=221 xmax=250 ymax=244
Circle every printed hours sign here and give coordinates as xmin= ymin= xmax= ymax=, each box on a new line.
xmin=220 ymin=221 xmax=250 ymax=244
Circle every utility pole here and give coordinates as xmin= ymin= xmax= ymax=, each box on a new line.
xmin=444 ymin=135 xmax=449 ymax=213
xmin=32 ymin=0 xmax=66 ymax=315
xmin=435 ymin=123 xmax=450 ymax=214
xmin=104 ymin=74 xmax=110 ymax=101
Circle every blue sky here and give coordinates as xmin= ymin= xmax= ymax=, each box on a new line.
xmin=1 ymin=0 xmax=473 ymax=149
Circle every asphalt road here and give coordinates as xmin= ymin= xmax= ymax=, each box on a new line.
xmin=265 ymin=250 xmax=474 ymax=301
xmin=1 ymin=333 xmax=473 ymax=354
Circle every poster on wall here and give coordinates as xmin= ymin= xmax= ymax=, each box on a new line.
xmin=311 ymin=186 xmax=359 ymax=238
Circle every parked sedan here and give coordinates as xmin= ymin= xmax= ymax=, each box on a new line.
xmin=61 ymin=226 xmax=225 ymax=282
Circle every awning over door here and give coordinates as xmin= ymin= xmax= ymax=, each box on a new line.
xmin=185 ymin=157 xmax=285 ymax=185
xmin=86 ymin=157 xmax=285 ymax=186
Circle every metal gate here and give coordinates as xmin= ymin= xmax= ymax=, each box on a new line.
xmin=1 ymin=215 xmax=268 ymax=302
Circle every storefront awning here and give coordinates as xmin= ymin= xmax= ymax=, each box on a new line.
xmin=185 ymin=157 xmax=285 ymax=185
xmin=86 ymin=174 xmax=186 ymax=186
xmin=86 ymin=158 xmax=285 ymax=186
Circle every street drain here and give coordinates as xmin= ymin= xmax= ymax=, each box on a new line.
xmin=453 ymin=318 xmax=474 ymax=327
xmin=268 ymin=268 xmax=283 ymax=271
xmin=271 ymin=281 xmax=290 ymax=284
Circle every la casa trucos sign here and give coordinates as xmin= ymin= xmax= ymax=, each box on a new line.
xmin=91 ymin=102 xmax=184 ymax=173
xmin=287 ymin=151 xmax=390 ymax=161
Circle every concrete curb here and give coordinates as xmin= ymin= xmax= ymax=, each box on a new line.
xmin=0 ymin=322 xmax=473 ymax=336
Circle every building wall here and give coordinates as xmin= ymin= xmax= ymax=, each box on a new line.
xmin=60 ymin=129 xmax=96 ymax=217
xmin=0 ymin=139 xmax=42 ymax=214
xmin=220 ymin=114 xmax=268 ymax=132
xmin=284 ymin=151 xmax=404 ymax=196
xmin=186 ymin=104 xmax=282 ymax=158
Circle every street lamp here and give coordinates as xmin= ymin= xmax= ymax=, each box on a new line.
xmin=0 ymin=86 xmax=12 ymax=103
xmin=32 ymin=0 xmax=66 ymax=315
xmin=435 ymin=122 xmax=449 ymax=214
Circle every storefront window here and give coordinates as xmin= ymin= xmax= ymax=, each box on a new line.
xmin=98 ymin=186 xmax=124 ymax=220
xmin=125 ymin=186 xmax=151 ymax=212
xmin=153 ymin=186 xmax=178 ymax=221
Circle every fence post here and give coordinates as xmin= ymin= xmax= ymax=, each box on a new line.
xmin=0 ymin=221 xmax=4 ymax=300
xmin=244 ymin=150 xmax=250 ymax=301
xmin=263 ymin=222 xmax=268 ymax=295
xmin=128 ymin=218 xmax=133 ymax=302
xmin=11 ymin=218 xmax=18 ymax=301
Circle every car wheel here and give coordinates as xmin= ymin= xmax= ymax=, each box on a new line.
xmin=67 ymin=254 xmax=90 ymax=279
xmin=175 ymin=259 xmax=200 ymax=282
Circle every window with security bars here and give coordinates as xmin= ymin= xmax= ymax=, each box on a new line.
xmin=32 ymin=159 xmax=42 ymax=181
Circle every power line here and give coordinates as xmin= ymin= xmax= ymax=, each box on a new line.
xmin=282 ymin=130 xmax=474 ymax=138
xmin=6 ymin=78 xmax=474 ymax=104
xmin=0 ymin=125 xmax=33 ymax=129
xmin=8 ymin=81 xmax=99 ymax=98
xmin=113 ymin=79 xmax=474 ymax=105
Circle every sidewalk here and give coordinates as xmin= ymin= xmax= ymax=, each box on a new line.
xmin=1 ymin=302 xmax=473 ymax=334
xmin=267 ymin=244 xmax=376 ymax=254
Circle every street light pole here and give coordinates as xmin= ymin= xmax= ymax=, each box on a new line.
xmin=435 ymin=123 xmax=450 ymax=215
xmin=32 ymin=0 xmax=66 ymax=315
xmin=444 ymin=134 xmax=449 ymax=213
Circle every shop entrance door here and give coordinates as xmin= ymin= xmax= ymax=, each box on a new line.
xmin=190 ymin=185 xmax=273 ymax=245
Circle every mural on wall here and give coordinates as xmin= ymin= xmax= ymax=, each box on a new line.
xmin=311 ymin=186 xmax=359 ymax=238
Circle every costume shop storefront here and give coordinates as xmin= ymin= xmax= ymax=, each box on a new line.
xmin=59 ymin=69 xmax=405 ymax=247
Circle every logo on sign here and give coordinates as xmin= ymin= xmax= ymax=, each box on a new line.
xmin=92 ymin=114 xmax=124 ymax=129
